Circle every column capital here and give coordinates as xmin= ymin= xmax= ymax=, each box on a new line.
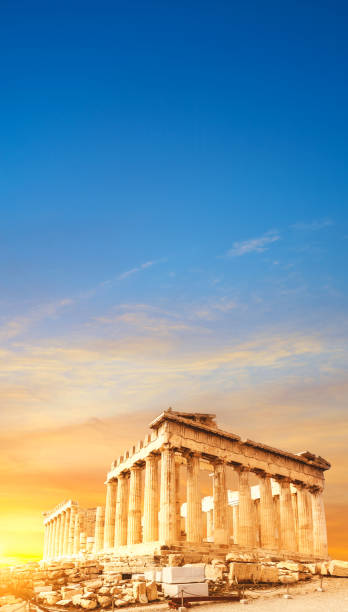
xmin=234 ymin=463 xmax=250 ymax=473
xmin=274 ymin=474 xmax=292 ymax=485
xmin=309 ymin=485 xmax=323 ymax=495
xmin=129 ymin=463 xmax=142 ymax=472
xmin=145 ymin=452 xmax=159 ymax=464
xmin=184 ymin=450 xmax=202 ymax=460
xmin=294 ymin=480 xmax=310 ymax=490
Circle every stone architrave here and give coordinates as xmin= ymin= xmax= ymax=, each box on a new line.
xmin=104 ymin=480 xmax=117 ymax=549
xmin=159 ymin=445 xmax=176 ymax=545
xmin=296 ymin=484 xmax=314 ymax=555
xmin=143 ymin=454 xmax=159 ymax=542
xmin=311 ymin=487 xmax=328 ymax=558
xmin=115 ymin=473 xmax=129 ymax=546
xmin=186 ymin=453 xmax=202 ymax=543
xmin=258 ymin=472 xmax=277 ymax=549
xmin=277 ymin=477 xmax=297 ymax=552
xmin=128 ymin=466 xmax=142 ymax=545
xmin=236 ymin=466 xmax=256 ymax=547
xmin=213 ymin=460 xmax=228 ymax=544
xmin=94 ymin=506 xmax=105 ymax=552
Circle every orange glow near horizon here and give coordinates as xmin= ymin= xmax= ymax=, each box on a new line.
xmin=1 ymin=407 xmax=348 ymax=566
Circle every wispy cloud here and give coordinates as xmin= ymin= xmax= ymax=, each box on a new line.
xmin=226 ymin=230 xmax=280 ymax=257
xmin=0 ymin=299 xmax=74 ymax=342
xmin=117 ymin=259 xmax=165 ymax=281
xmin=291 ymin=218 xmax=334 ymax=231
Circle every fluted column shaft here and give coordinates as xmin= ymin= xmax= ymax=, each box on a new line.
xmin=55 ymin=515 xmax=61 ymax=557
xmin=159 ymin=445 xmax=176 ymax=545
xmin=232 ymin=505 xmax=239 ymax=544
xmin=73 ymin=512 xmax=80 ymax=554
xmin=258 ymin=473 xmax=277 ymax=549
xmin=143 ymin=454 xmax=159 ymax=542
xmin=297 ymin=485 xmax=314 ymax=555
xmin=51 ymin=519 xmax=57 ymax=557
xmin=115 ymin=473 xmax=129 ymax=546
xmin=278 ymin=478 xmax=297 ymax=552
xmin=94 ymin=506 xmax=105 ymax=552
xmin=175 ymin=462 xmax=182 ymax=540
xmin=186 ymin=453 xmax=202 ymax=543
xmin=128 ymin=466 xmax=142 ymax=544
xmin=237 ymin=466 xmax=256 ymax=547
xmin=68 ymin=506 xmax=76 ymax=555
xmin=213 ymin=461 xmax=228 ymax=544
xmin=104 ymin=480 xmax=117 ymax=549
xmin=59 ymin=512 xmax=66 ymax=557
xmin=311 ymin=488 xmax=328 ymax=558
xmin=43 ymin=523 xmax=48 ymax=559
xmin=63 ymin=508 xmax=70 ymax=556
xmin=206 ymin=509 xmax=214 ymax=540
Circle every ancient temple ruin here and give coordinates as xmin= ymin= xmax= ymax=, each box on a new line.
xmin=43 ymin=409 xmax=330 ymax=563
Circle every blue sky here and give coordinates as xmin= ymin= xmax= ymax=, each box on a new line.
xmin=1 ymin=0 xmax=348 ymax=560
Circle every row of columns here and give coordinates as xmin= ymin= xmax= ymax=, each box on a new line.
xmin=44 ymin=505 xmax=79 ymax=559
xmin=103 ymin=448 xmax=327 ymax=558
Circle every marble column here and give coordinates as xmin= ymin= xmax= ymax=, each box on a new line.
xmin=277 ymin=478 xmax=297 ymax=552
xmin=94 ymin=506 xmax=105 ymax=552
xmin=104 ymin=480 xmax=117 ymax=549
xmin=175 ymin=462 xmax=182 ymax=540
xmin=128 ymin=466 xmax=142 ymax=545
xmin=55 ymin=515 xmax=61 ymax=557
xmin=291 ymin=492 xmax=299 ymax=545
xmin=68 ymin=506 xmax=77 ymax=556
xmin=186 ymin=453 xmax=202 ymax=543
xmin=63 ymin=508 xmax=71 ymax=556
xmin=237 ymin=466 xmax=256 ymax=547
xmin=159 ymin=445 xmax=176 ymax=545
xmin=73 ymin=512 xmax=80 ymax=555
xmin=59 ymin=512 xmax=66 ymax=557
xmin=143 ymin=453 xmax=159 ymax=542
xmin=80 ymin=531 xmax=86 ymax=552
xmin=232 ymin=505 xmax=239 ymax=544
xmin=296 ymin=484 xmax=314 ymax=555
xmin=311 ymin=487 xmax=328 ymax=558
xmin=213 ymin=460 xmax=228 ymax=544
xmin=206 ymin=509 xmax=214 ymax=540
xmin=115 ymin=473 xmax=129 ymax=546
xmin=258 ymin=473 xmax=277 ymax=549
xmin=51 ymin=518 xmax=57 ymax=558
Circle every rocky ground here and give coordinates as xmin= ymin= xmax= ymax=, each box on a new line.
xmin=0 ymin=555 xmax=347 ymax=611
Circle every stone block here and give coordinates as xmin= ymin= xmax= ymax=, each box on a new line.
xmin=168 ymin=554 xmax=184 ymax=567
xmin=83 ymin=579 xmax=103 ymax=589
xmin=229 ymin=562 xmax=260 ymax=583
xmin=80 ymin=598 xmax=97 ymax=609
xmin=146 ymin=581 xmax=158 ymax=601
xmin=162 ymin=565 xmax=205 ymax=584
xmin=279 ymin=575 xmax=297 ymax=584
xmin=328 ymin=560 xmax=348 ymax=577
xmin=277 ymin=562 xmax=304 ymax=572
xmin=56 ymin=600 xmax=72 ymax=607
xmin=43 ymin=593 xmax=60 ymax=605
xmin=133 ymin=581 xmax=148 ymax=604
xmin=259 ymin=566 xmax=279 ymax=583
xmin=34 ymin=585 xmax=51 ymax=594
xmin=98 ymin=587 xmax=111 ymax=596
xmin=162 ymin=582 xmax=209 ymax=597
xmin=155 ymin=570 xmax=163 ymax=582
xmin=205 ymin=564 xmax=225 ymax=581
xmin=61 ymin=587 xmax=83 ymax=598
xmin=144 ymin=570 xmax=156 ymax=581
xmin=72 ymin=595 xmax=83 ymax=606
xmin=226 ymin=552 xmax=256 ymax=563
xmin=97 ymin=595 xmax=112 ymax=608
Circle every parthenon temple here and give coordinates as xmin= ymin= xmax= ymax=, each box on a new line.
xmin=43 ymin=409 xmax=330 ymax=563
